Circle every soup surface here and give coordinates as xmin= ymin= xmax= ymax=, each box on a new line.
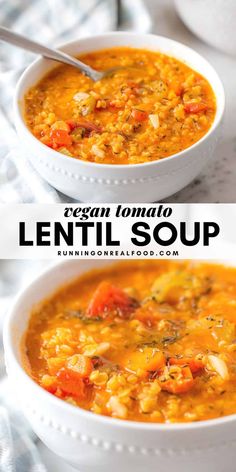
xmin=25 ymin=261 xmax=236 ymax=423
xmin=24 ymin=47 xmax=216 ymax=164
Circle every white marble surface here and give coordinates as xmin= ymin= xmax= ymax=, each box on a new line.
xmin=146 ymin=0 xmax=236 ymax=203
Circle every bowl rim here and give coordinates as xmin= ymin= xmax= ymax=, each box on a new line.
xmin=14 ymin=31 xmax=225 ymax=171
xmin=4 ymin=258 xmax=236 ymax=433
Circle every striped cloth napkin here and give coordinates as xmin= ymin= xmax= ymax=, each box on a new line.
xmin=0 ymin=261 xmax=50 ymax=472
xmin=0 ymin=0 xmax=152 ymax=203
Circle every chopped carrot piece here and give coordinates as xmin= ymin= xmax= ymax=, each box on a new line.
xmin=184 ymin=102 xmax=208 ymax=114
xmin=87 ymin=281 xmax=138 ymax=318
xmin=123 ymin=348 xmax=166 ymax=375
xmin=133 ymin=300 xmax=162 ymax=326
xmin=67 ymin=354 xmax=93 ymax=378
xmin=169 ymin=357 xmax=204 ymax=374
xmin=160 ymin=366 xmax=194 ymax=394
xmin=45 ymin=385 xmax=57 ymax=394
xmin=57 ymin=368 xmax=86 ymax=398
xmin=131 ymin=109 xmax=148 ymax=121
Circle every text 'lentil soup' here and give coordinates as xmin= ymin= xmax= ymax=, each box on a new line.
xmin=24 ymin=261 xmax=236 ymax=423
xmin=24 ymin=47 xmax=216 ymax=165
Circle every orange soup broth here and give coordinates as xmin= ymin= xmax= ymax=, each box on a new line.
xmin=25 ymin=261 xmax=236 ymax=423
xmin=24 ymin=47 xmax=216 ymax=164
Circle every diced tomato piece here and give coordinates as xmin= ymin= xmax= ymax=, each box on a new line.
xmin=66 ymin=354 xmax=93 ymax=379
xmin=160 ymin=366 xmax=194 ymax=394
xmin=45 ymin=140 xmax=54 ymax=148
xmin=57 ymin=368 xmax=86 ymax=398
xmin=49 ymin=129 xmax=72 ymax=147
xmin=169 ymin=357 xmax=204 ymax=374
xmin=87 ymin=281 xmax=138 ymax=318
xmin=131 ymin=109 xmax=148 ymax=121
xmin=42 ymin=385 xmax=58 ymax=395
xmin=184 ymin=102 xmax=208 ymax=114
xmin=44 ymin=384 xmax=57 ymax=394
xmin=66 ymin=120 xmax=78 ymax=131
xmin=40 ymin=135 xmax=54 ymax=148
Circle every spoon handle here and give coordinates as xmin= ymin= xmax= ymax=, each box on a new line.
xmin=0 ymin=26 xmax=102 ymax=81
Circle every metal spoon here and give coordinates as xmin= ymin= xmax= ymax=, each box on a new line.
xmin=0 ymin=26 xmax=118 ymax=82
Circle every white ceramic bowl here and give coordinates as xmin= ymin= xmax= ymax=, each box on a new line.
xmin=175 ymin=0 xmax=236 ymax=56
xmin=4 ymin=259 xmax=236 ymax=472
xmin=14 ymin=32 xmax=225 ymax=203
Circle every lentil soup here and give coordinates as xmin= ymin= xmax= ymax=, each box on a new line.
xmin=25 ymin=261 xmax=236 ymax=423
xmin=24 ymin=47 xmax=216 ymax=165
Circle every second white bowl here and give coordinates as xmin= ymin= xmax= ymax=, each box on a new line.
xmin=4 ymin=259 xmax=236 ymax=472
xmin=175 ymin=0 xmax=236 ymax=56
